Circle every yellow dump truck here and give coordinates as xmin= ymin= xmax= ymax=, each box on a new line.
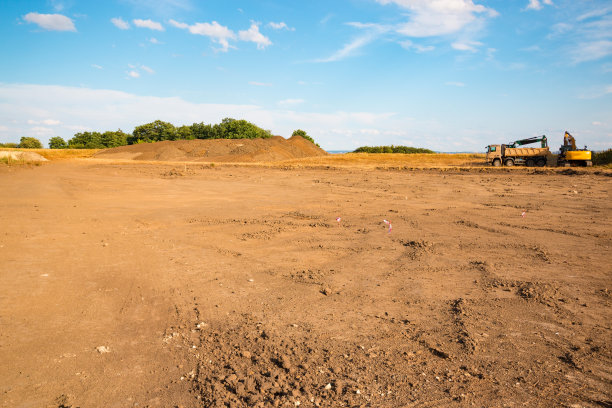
xmin=486 ymin=136 xmax=550 ymax=167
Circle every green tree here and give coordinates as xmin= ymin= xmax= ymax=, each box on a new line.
xmin=215 ymin=118 xmax=272 ymax=139
xmin=177 ymin=125 xmax=195 ymax=140
xmin=128 ymin=120 xmax=177 ymax=144
xmin=191 ymin=122 xmax=215 ymax=139
xmin=49 ymin=136 xmax=68 ymax=149
xmin=68 ymin=132 xmax=103 ymax=149
xmin=0 ymin=142 xmax=18 ymax=148
xmin=100 ymin=130 xmax=129 ymax=147
xmin=18 ymin=137 xmax=43 ymax=149
xmin=291 ymin=129 xmax=319 ymax=146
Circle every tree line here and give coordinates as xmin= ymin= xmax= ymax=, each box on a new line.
xmin=353 ymin=145 xmax=435 ymax=154
xmin=0 ymin=119 xmax=317 ymax=149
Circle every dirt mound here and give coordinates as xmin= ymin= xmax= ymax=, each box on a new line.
xmin=94 ymin=136 xmax=328 ymax=162
xmin=0 ymin=151 xmax=48 ymax=162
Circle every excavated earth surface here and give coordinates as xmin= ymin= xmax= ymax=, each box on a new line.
xmin=0 ymin=161 xmax=611 ymax=408
xmin=93 ymin=136 xmax=328 ymax=162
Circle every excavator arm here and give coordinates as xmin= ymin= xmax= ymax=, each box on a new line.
xmin=563 ymin=131 xmax=577 ymax=150
xmin=508 ymin=135 xmax=548 ymax=148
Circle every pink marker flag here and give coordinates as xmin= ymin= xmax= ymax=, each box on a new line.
xmin=336 ymin=217 xmax=341 ymax=223
xmin=521 ymin=211 xmax=526 ymax=218
xmin=383 ymin=219 xmax=392 ymax=233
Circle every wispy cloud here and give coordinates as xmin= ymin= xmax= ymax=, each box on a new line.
xmin=23 ymin=12 xmax=76 ymax=31
xmin=524 ymin=0 xmax=553 ymax=11
xmin=399 ymin=40 xmax=435 ymax=52
xmin=452 ymin=40 xmax=483 ymax=52
xmin=91 ymin=64 xmax=103 ymax=70
xmin=111 ymin=17 xmax=130 ymax=30
xmin=140 ymin=65 xmax=154 ymax=74
xmin=446 ymin=81 xmax=466 ymax=87
xmin=127 ymin=70 xmax=140 ymax=78
xmin=249 ymin=81 xmax=272 ymax=87
xmin=133 ymin=19 xmax=164 ymax=31
xmin=268 ymin=22 xmax=295 ymax=31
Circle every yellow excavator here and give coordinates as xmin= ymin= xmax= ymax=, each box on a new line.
xmin=557 ymin=131 xmax=592 ymax=167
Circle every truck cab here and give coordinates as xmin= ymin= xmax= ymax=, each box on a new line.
xmin=486 ymin=144 xmax=503 ymax=166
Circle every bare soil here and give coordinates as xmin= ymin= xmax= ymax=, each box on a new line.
xmin=0 ymin=160 xmax=610 ymax=408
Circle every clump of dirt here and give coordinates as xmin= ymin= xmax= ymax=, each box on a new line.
xmin=94 ymin=136 xmax=328 ymax=162
xmin=192 ymin=318 xmax=414 ymax=408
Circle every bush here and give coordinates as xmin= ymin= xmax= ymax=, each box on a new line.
xmin=128 ymin=120 xmax=177 ymax=144
xmin=353 ymin=145 xmax=435 ymax=154
xmin=18 ymin=137 xmax=43 ymax=149
xmin=0 ymin=142 xmax=18 ymax=148
xmin=49 ymin=136 xmax=68 ymax=149
xmin=292 ymin=129 xmax=319 ymax=147
xmin=593 ymin=149 xmax=612 ymax=166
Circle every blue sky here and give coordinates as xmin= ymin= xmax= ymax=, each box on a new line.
xmin=0 ymin=0 xmax=610 ymax=151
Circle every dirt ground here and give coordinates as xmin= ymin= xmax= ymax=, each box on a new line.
xmin=0 ymin=161 xmax=610 ymax=408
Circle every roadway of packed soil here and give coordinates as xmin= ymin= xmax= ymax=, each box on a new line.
xmin=0 ymin=161 xmax=610 ymax=408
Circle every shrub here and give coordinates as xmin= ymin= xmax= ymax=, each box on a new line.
xmin=593 ymin=149 xmax=612 ymax=166
xmin=128 ymin=120 xmax=177 ymax=144
xmin=49 ymin=136 xmax=68 ymax=149
xmin=292 ymin=129 xmax=319 ymax=147
xmin=0 ymin=142 xmax=18 ymax=148
xmin=353 ymin=145 xmax=435 ymax=154
xmin=18 ymin=137 xmax=43 ymax=149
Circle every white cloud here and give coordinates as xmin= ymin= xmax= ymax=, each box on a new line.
xmin=168 ymin=19 xmax=189 ymax=29
xmin=111 ymin=17 xmax=130 ymax=30
xmin=268 ymin=22 xmax=295 ymax=31
xmin=140 ymin=65 xmax=155 ymax=74
xmin=249 ymin=81 xmax=272 ymax=87
xmin=127 ymin=70 xmax=140 ymax=78
xmin=149 ymin=37 xmax=161 ymax=44
xmin=451 ymin=40 xmax=483 ymax=52
xmin=23 ymin=12 xmax=76 ymax=31
xmin=0 ymin=83 xmax=402 ymax=150
xmin=525 ymin=0 xmax=553 ymax=11
xmin=376 ymin=0 xmax=498 ymax=37
xmin=446 ymin=81 xmax=466 ymax=87
xmin=278 ymin=99 xmax=305 ymax=106
xmin=172 ymin=20 xmax=236 ymax=52
xmin=92 ymin=64 xmax=103 ymax=70
xmin=239 ymin=23 xmax=272 ymax=49
xmin=133 ymin=19 xmax=164 ymax=31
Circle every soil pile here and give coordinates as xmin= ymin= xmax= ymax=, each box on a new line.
xmin=0 ymin=151 xmax=48 ymax=162
xmin=94 ymin=136 xmax=328 ymax=162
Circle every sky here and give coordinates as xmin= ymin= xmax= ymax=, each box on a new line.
xmin=0 ymin=0 xmax=611 ymax=152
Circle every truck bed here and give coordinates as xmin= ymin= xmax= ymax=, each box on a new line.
xmin=504 ymin=147 xmax=549 ymax=157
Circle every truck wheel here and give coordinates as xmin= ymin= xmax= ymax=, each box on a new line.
xmin=526 ymin=159 xmax=535 ymax=167
xmin=504 ymin=159 xmax=514 ymax=167
xmin=492 ymin=159 xmax=501 ymax=167
xmin=536 ymin=159 xmax=546 ymax=167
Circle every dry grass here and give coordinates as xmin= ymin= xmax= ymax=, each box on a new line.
xmin=0 ymin=148 xmax=100 ymax=160
xmin=281 ymin=153 xmax=487 ymax=168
